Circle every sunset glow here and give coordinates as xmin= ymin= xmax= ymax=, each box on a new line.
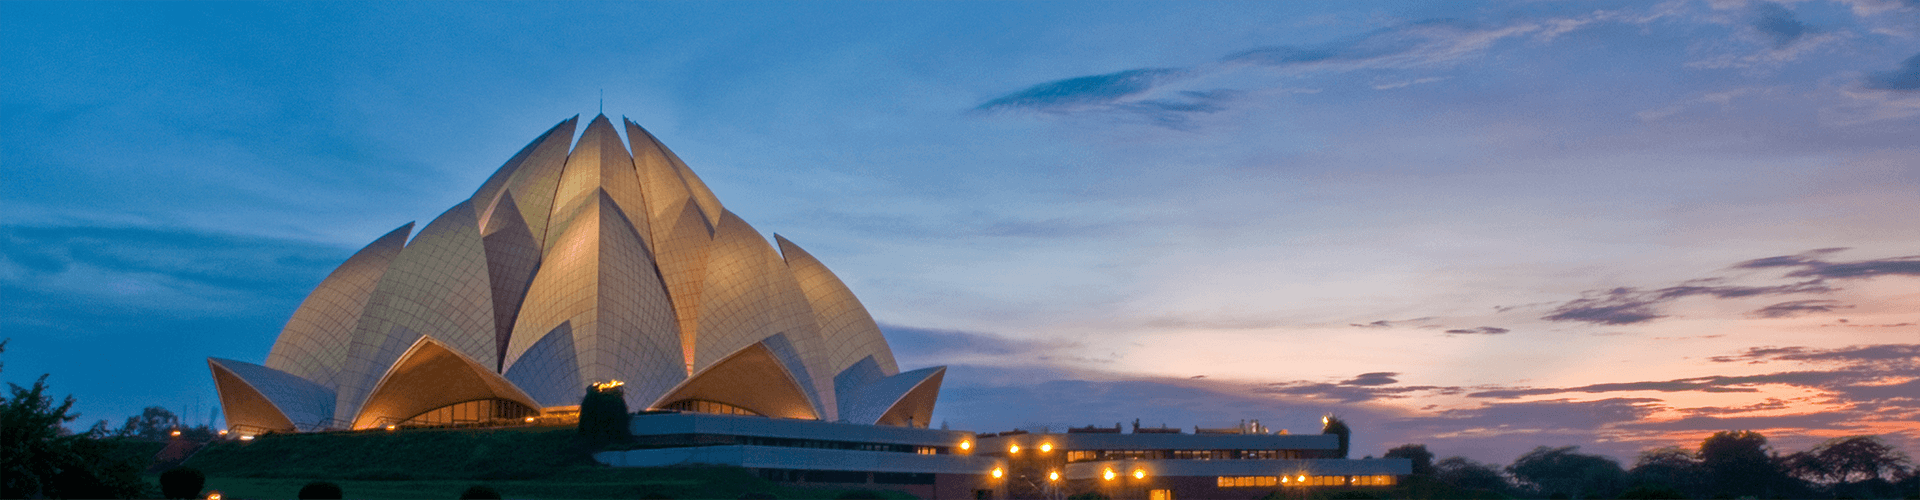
xmin=2 ymin=1 xmax=1915 ymax=467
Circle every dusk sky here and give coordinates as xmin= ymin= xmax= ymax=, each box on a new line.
xmin=5 ymin=1 xmax=1918 ymax=465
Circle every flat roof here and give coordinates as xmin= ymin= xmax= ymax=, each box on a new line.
xmin=976 ymin=432 xmax=1338 ymax=451
xmin=1062 ymin=458 xmax=1413 ymax=479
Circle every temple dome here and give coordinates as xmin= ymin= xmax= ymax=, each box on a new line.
xmin=212 ymin=114 xmax=936 ymax=433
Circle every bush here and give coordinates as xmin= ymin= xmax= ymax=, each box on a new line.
xmin=298 ymin=480 xmax=343 ymax=499
xmin=159 ymin=467 xmax=206 ymax=499
xmin=835 ymin=490 xmax=885 ymax=499
xmin=459 ymin=484 xmax=503 ymax=499
xmin=578 ymin=383 xmax=631 ymax=444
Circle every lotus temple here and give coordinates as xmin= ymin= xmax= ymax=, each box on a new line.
xmin=207 ymin=114 xmax=1409 ymax=499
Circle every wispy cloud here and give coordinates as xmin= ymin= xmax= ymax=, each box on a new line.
xmin=1751 ymin=1 xmax=1813 ymax=49
xmin=1541 ymin=279 xmax=1833 ymax=325
xmin=1864 ymin=53 xmax=1920 ymax=90
xmin=1444 ymin=326 xmax=1510 ymax=335
xmin=974 ymin=12 xmax=1638 ymax=128
xmin=1748 ymin=299 xmax=1851 ymax=318
xmin=1733 ymin=248 xmax=1920 ymax=278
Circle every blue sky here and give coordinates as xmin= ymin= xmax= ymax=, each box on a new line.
xmin=5 ymin=1 xmax=1918 ymax=464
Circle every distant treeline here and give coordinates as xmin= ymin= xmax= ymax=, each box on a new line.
xmin=1379 ymin=431 xmax=1917 ymax=499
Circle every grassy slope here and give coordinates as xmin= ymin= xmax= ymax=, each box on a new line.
xmin=178 ymin=426 xmax=906 ymax=499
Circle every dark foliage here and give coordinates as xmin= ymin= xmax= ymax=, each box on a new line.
xmin=835 ymin=490 xmax=886 ymax=499
xmin=1507 ymin=445 xmax=1625 ymax=499
xmin=459 ymin=484 xmax=503 ymax=499
xmin=1435 ymin=456 xmax=1511 ymax=493
xmin=1790 ymin=435 xmax=1914 ymax=484
xmin=160 ymin=467 xmax=206 ymax=499
xmin=298 ymin=480 xmax=344 ymax=499
xmin=578 ymin=383 xmax=631 ymax=444
xmin=1698 ymin=430 xmax=1800 ymax=498
xmin=1386 ymin=444 xmax=1437 ymax=476
xmin=1626 ymin=446 xmax=1700 ymax=496
xmin=0 ymin=340 xmax=153 ymax=499
xmin=1617 ymin=482 xmax=1688 ymax=499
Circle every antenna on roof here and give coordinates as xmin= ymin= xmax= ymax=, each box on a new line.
xmin=599 ymin=89 xmax=604 ymax=114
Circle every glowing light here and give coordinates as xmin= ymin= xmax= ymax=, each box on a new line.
xmin=992 ymin=467 xmax=1004 ymax=479
xmin=169 ymin=430 xmax=181 ymax=437
xmin=385 ymin=424 xmax=397 ymax=431
xmin=1134 ymin=469 xmax=1146 ymax=479
xmin=1281 ymin=476 xmax=1289 ymax=483
xmin=960 ymin=440 xmax=972 ymax=451
xmin=1049 ymin=471 xmax=1060 ymax=481
xmin=217 ymin=430 xmax=228 ymax=436
xmin=238 ymin=435 xmax=254 ymax=441
xmin=207 ymin=492 xmax=222 ymax=500
xmin=1040 ymin=442 xmax=1053 ymax=452
xmin=593 ymin=380 xmax=626 ymax=391
xmin=525 ymin=416 xmax=537 ymax=423
xmin=1009 ymin=444 xmax=1020 ymax=454
xmin=1104 ymin=468 xmax=1116 ymax=481
xmin=1298 ymin=475 xmax=1307 ymax=482
xmin=1323 ymin=415 xmax=1330 ymax=426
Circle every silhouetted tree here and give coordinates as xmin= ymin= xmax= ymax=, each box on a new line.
xmin=578 ymin=382 xmax=631 ymax=444
xmin=0 ymin=340 xmax=152 ymax=499
xmin=1807 ymin=435 xmax=1913 ymax=484
xmin=1385 ymin=444 xmax=1436 ymax=476
xmin=160 ymin=467 xmax=206 ymax=499
xmin=1506 ymin=445 xmax=1626 ymax=499
xmin=1627 ymin=446 xmax=1701 ymax=496
xmin=1322 ymin=414 xmax=1351 ymax=459
xmin=1697 ymin=430 xmax=1796 ymax=498
xmin=118 ymin=406 xmax=182 ymax=440
xmin=1435 ymin=456 xmax=1511 ymax=493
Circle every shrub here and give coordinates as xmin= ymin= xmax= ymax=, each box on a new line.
xmin=578 ymin=382 xmax=631 ymax=444
xmin=159 ymin=467 xmax=206 ymax=499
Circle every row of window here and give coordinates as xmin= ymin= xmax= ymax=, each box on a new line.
xmin=1216 ymin=475 xmax=1397 ymax=488
xmin=1065 ymin=449 xmax=1309 ymax=462
xmin=736 ymin=435 xmax=944 ymax=455
xmin=401 ymin=398 xmax=537 ymax=426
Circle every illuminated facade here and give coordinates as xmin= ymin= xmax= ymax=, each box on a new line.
xmin=209 ymin=114 xmax=941 ymax=435
xmin=975 ymin=423 xmax=1411 ymax=500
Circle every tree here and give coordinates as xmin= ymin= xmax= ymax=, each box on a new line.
xmin=118 ymin=406 xmax=182 ymax=440
xmin=1805 ymin=435 xmax=1913 ymax=484
xmin=1627 ymin=446 xmax=1700 ymax=495
xmin=1506 ymin=445 xmax=1626 ymax=499
xmin=1435 ymin=456 xmax=1511 ymax=493
xmin=1321 ymin=414 xmax=1351 ymax=459
xmin=1385 ymin=444 xmax=1436 ymax=476
xmin=1697 ymin=430 xmax=1796 ymax=498
xmin=0 ymin=340 xmax=151 ymax=498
